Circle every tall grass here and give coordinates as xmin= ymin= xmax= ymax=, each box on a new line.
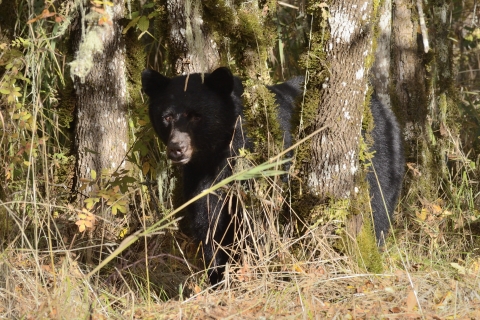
xmin=1 ymin=0 xmax=480 ymax=318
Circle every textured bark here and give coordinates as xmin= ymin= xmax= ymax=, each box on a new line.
xmin=306 ymin=0 xmax=375 ymax=199
xmin=371 ymin=0 xmax=392 ymax=107
xmin=391 ymin=0 xmax=427 ymax=125
xmin=73 ymin=2 xmax=128 ymax=204
xmin=167 ymin=0 xmax=220 ymax=73
xmin=391 ymin=0 xmax=432 ymax=198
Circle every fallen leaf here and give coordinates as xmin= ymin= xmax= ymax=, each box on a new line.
xmin=406 ymin=290 xmax=418 ymax=311
xmin=451 ymin=262 xmax=466 ymax=275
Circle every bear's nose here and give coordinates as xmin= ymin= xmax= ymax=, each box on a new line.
xmin=168 ymin=142 xmax=186 ymax=160
xmin=167 ymin=130 xmax=192 ymax=164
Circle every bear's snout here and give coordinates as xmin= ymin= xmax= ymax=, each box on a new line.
xmin=167 ymin=131 xmax=193 ymax=164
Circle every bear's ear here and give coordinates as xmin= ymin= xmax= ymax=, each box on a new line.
xmin=141 ymin=69 xmax=170 ymax=97
xmin=205 ymin=67 xmax=234 ymax=97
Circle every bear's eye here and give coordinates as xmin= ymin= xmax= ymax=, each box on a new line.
xmin=163 ymin=115 xmax=173 ymax=122
xmin=191 ymin=113 xmax=201 ymax=122
xmin=182 ymin=112 xmax=201 ymax=122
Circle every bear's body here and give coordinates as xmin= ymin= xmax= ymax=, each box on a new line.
xmin=141 ymin=67 xmax=404 ymax=285
xmin=367 ymin=95 xmax=405 ymax=245
xmin=142 ymin=67 xmax=302 ymax=284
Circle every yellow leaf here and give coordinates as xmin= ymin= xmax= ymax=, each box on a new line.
xmin=416 ymin=208 xmax=428 ymax=221
xmin=293 ymin=263 xmax=305 ymax=273
xmin=431 ymin=204 xmax=442 ymax=215
xmin=91 ymin=169 xmax=97 ymax=180
xmin=76 ymin=220 xmax=86 ymax=232
xmin=442 ymin=210 xmax=453 ymax=217
xmin=118 ymin=228 xmax=128 ymax=238
xmin=142 ymin=162 xmax=150 ymax=175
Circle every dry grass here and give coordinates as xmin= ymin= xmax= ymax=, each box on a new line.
xmin=2 ymin=229 xmax=480 ymax=319
xmin=2 ymin=1 xmax=480 ymax=319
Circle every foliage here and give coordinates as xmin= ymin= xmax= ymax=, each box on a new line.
xmin=1 ymin=0 xmax=480 ymax=318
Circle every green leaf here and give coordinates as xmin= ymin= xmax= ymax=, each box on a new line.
xmin=91 ymin=169 xmax=97 ymax=180
xmin=84 ymin=197 xmax=100 ymax=210
xmin=137 ymin=16 xmax=149 ymax=33
xmin=148 ymin=11 xmax=158 ymax=19
xmin=0 ymin=88 xmax=10 ymax=94
xmin=122 ymin=16 xmax=140 ymax=34
xmin=19 ymin=112 xmax=31 ymax=121
xmin=113 ymin=203 xmax=127 ymax=214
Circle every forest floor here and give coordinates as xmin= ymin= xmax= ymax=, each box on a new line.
xmin=126 ymin=263 xmax=480 ymax=319
xmin=2 ymin=234 xmax=480 ymax=319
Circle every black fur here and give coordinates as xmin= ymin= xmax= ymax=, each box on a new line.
xmin=141 ymin=68 xmax=301 ymax=285
xmin=367 ymin=94 xmax=405 ymax=245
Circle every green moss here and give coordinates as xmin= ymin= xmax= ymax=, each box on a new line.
xmin=202 ymin=1 xmax=276 ymax=76
xmin=124 ymin=29 xmax=146 ymax=110
xmin=202 ymin=0 xmax=236 ymax=35
xmin=203 ymin=1 xmax=282 ymax=162
xmin=242 ymin=79 xmax=285 ymax=162
xmin=354 ymin=216 xmax=383 ymax=273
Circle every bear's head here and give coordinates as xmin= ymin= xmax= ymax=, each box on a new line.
xmin=141 ymin=67 xmax=239 ymax=166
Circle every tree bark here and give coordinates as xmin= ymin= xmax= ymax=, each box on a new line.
xmin=167 ymin=0 xmax=220 ymax=73
xmin=305 ymin=0 xmax=375 ymax=199
xmin=371 ymin=0 xmax=392 ymax=107
xmin=391 ymin=0 xmax=434 ymax=203
xmin=392 ymin=0 xmax=427 ymax=126
xmin=72 ymin=0 xmax=129 ymax=235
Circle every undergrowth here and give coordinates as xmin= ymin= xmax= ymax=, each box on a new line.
xmin=1 ymin=0 xmax=480 ymax=319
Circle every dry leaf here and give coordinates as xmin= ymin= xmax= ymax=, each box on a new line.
xmin=407 ymin=162 xmax=421 ymax=176
xmin=237 ymin=263 xmax=251 ymax=282
xmin=406 ymin=290 xmax=418 ymax=311
xmin=435 ymin=291 xmax=454 ymax=310
xmin=194 ymin=285 xmax=201 ymax=294
xmin=450 ymin=262 xmax=466 ymax=275
xmin=390 ymin=306 xmax=402 ymax=313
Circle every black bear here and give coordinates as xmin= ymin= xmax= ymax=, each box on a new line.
xmin=141 ymin=67 xmax=404 ymax=285
xmin=141 ymin=67 xmax=302 ymax=285
xmin=367 ymin=94 xmax=404 ymax=245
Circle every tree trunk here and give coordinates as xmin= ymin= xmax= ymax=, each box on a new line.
xmin=371 ymin=0 xmax=392 ymax=107
xmin=392 ymin=0 xmax=427 ymax=126
xmin=167 ymin=0 xmax=220 ymax=73
xmin=72 ymin=0 xmax=129 ymax=239
xmin=391 ymin=0 xmax=434 ymax=202
xmin=305 ymin=0 xmax=375 ymax=199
